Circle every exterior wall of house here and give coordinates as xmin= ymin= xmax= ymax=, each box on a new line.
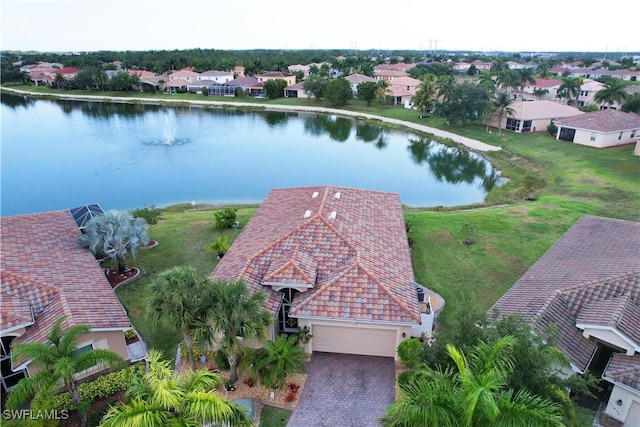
xmin=297 ymin=318 xmax=411 ymax=360
xmin=258 ymin=75 xmax=296 ymax=86
xmin=489 ymin=117 xmax=551 ymax=133
xmin=568 ymin=128 xmax=639 ymax=148
xmin=605 ymin=385 xmax=640 ymax=426
xmin=25 ymin=331 xmax=129 ymax=378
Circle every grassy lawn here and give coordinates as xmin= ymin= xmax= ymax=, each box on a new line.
xmin=259 ymin=405 xmax=292 ymax=427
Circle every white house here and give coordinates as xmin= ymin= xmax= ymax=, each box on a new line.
xmin=554 ymin=110 xmax=640 ymax=148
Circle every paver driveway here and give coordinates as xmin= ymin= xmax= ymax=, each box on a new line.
xmin=287 ymin=352 xmax=396 ymax=427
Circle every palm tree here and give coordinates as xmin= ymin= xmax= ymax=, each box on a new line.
xmin=254 ymin=334 xmax=306 ymax=390
xmin=101 ymin=350 xmax=252 ymax=427
xmin=78 ymin=210 xmax=149 ymax=274
xmin=144 ymin=266 xmax=210 ymax=369
xmin=54 ymin=73 xmax=69 ymax=90
xmin=6 ymin=316 xmax=124 ymax=426
xmin=478 ymin=71 xmax=496 ymax=94
xmin=490 ymin=92 xmax=516 ymax=136
xmin=594 ymin=77 xmax=629 ymax=109
xmin=558 ymin=76 xmax=584 ymax=107
xmin=202 ymin=280 xmax=273 ymax=384
xmin=621 ymin=92 xmax=640 ymax=113
xmin=376 ymin=79 xmax=391 ymax=104
xmin=412 ymin=74 xmax=438 ymax=116
xmin=515 ymin=68 xmax=537 ymax=99
xmin=379 ymin=336 xmax=565 ymax=427
xmin=437 ymin=75 xmax=456 ymax=103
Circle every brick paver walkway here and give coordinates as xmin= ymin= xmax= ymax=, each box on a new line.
xmin=287 ymin=352 xmax=395 ymax=427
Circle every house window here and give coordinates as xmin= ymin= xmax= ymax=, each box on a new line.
xmin=73 ymin=344 xmax=93 ymax=357
xmin=505 ymin=118 xmax=520 ymax=131
xmin=618 ymin=132 xmax=623 ymax=140
xmin=631 ymin=130 xmax=637 ymax=138
xmin=590 ymin=132 xmax=597 ymax=141
xmin=1 ymin=336 xmax=28 ymax=393
xmin=522 ymin=120 xmax=533 ymax=133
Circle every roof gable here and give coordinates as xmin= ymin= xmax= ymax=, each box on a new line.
xmin=555 ymin=110 xmax=640 ymax=133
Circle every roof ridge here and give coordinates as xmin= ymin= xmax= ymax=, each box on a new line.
xmin=291 ymin=262 xmax=356 ymax=310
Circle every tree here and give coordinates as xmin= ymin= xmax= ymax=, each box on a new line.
xmin=78 ymin=210 xmax=149 ymax=274
xmin=436 ymin=75 xmax=456 ymax=103
xmin=254 ymin=334 xmax=306 ymax=390
xmin=478 ymin=71 xmax=496 ymax=94
xmin=490 ymin=91 xmax=515 ymax=136
xmin=144 ymin=266 xmax=210 ymax=369
xmin=214 ymin=207 xmax=237 ymax=229
xmin=437 ymin=83 xmax=490 ymax=126
xmin=6 ymin=316 xmax=124 ymax=427
xmin=379 ymin=336 xmax=566 ymax=427
xmin=356 ymin=81 xmax=377 ymax=106
xmin=201 ymin=280 xmax=273 ymax=383
xmin=302 ymin=74 xmax=328 ymax=100
xmin=534 ymin=88 xmax=549 ymax=100
xmin=594 ymin=77 xmax=629 ymax=109
xmin=515 ymin=68 xmax=537 ymax=98
xmin=558 ymin=76 xmax=584 ymax=107
xmin=325 ymin=78 xmax=353 ymax=107
xmin=375 ymin=79 xmax=391 ymax=104
xmin=54 ymin=73 xmax=69 ymax=90
xmin=412 ymin=74 xmax=438 ymax=116
xmin=621 ymin=92 xmax=640 ymax=113
xmin=101 ymin=350 xmax=252 ymax=427
xmin=264 ymin=78 xmax=287 ymax=99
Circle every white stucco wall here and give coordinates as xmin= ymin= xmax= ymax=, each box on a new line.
xmin=571 ymin=129 xmax=640 ymax=148
xmin=605 ymin=384 xmax=640 ymax=425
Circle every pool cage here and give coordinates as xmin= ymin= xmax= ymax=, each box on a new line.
xmin=207 ymin=83 xmax=240 ymax=96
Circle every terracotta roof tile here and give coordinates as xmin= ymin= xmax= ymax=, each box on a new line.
xmin=211 ymin=186 xmax=420 ymax=324
xmin=604 ymin=352 xmax=640 ymax=390
xmin=555 ymin=110 xmax=640 ymax=133
xmin=1 ymin=210 xmax=132 ymax=345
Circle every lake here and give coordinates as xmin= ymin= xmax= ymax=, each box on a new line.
xmin=0 ymin=93 xmax=502 ymax=216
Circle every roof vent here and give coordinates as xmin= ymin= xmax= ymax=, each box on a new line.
xmin=328 ymin=211 xmax=337 ymax=220
xmin=312 ymin=191 xmax=319 ymax=198
xmin=334 ymin=192 xmax=341 ymax=199
xmin=304 ymin=210 xmax=312 ymax=218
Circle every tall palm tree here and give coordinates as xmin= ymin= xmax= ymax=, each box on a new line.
xmin=144 ymin=266 xmax=210 ymax=369
xmin=558 ymin=76 xmax=584 ymax=107
xmin=412 ymin=74 xmax=438 ymax=116
xmin=78 ymin=210 xmax=149 ymax=274
xmin=490 ymin=92 xmax=516 ymax=136
xmin=376 ymin=79 xmax=391 ymax=104
xmin=6 ymin=316 xmax=124 ymax=427
xmin=515 ymin=68 xmax=537 ymax=99
xmin=202 ymin=280 xmax=273 ymax=383
xmin=594 ymin=77 xmax=629 ymax=109
xmin=621 ymin=92 xmax=640 ymax=113
xmin=478 ymin=71 xmax=496 ymax=94
xmin=101 ymin=350 xmax=252 ymax=427
xmin=379 ymin=336 xmax=565 ymax=427
xmin=54 ymin=73 xmax=69 ymax=90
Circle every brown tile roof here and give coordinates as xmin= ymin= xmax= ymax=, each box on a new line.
xmin=491 ymin=215 xmax=640 ymax=373
xmin=1 ymin=210 xmax=131 ymax=345
xmin=373 ymin=70 xmax=410 ymax=78
xmin=211 ymin=186 xmax=420 ymax=324
xmin=344 ymin=74 xmax=376 ymax=84
xmin=555 ymin=110 xmax=640 ymax=133
xmin=604 ymin=352 xmax=640 ymax=391
xmin=259 ymin=71 xmax=295 ymax=78
xmin=389 ymin=77 xmax=421 ymax=87
xmin=529 ymin=78 xmax=562 ymax=88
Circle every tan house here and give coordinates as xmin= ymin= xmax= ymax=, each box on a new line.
xmin=211 ymin=186 xmax=434 ymax=360
xmin=344 ymin=73 xmax=376 ymax=97
xmin=283 ymin=82 xmax=310 ymax=98
xmin=554 ymin=110 xmax=640 ymax=148
xmin=257 ymin=71 xmax=296 ymax=86
xmin=491 ymin=215 xmax=640 ymax=427
xmin=488 ymin=100 xmax=583 ymax=133
xmin=1 ymin=209 xmax=144 ymax=394
xmin=373 ymin=69 xmax=409 ymax=82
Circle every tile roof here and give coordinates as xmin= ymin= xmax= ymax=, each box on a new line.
xmin=389 ymin=77 xmax=421 ymax=87
xmin=510 ymin=100 xmax=583 ymax=120
xmin=1 ymin=210 xmax=131 ymax=346
xmin=259 ymin=71 xmax=295 ymax=78
xmin=555 ymin=110 xmax=640 ymax=133
xmin=604 ymin=352 xmax=640 ymax=391
xmin=211 ymin=186 xmax=421 ymax=324
xmin=491 ymin=215 xmax=640 ymax=374
xmin=528 ymin=78 xmax=562 ymax=88
xmin=344 ymin=74 xmax=376 ymax=84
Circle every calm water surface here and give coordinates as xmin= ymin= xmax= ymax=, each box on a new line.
xmin=1 ymin=94 xmax=503 ymax=216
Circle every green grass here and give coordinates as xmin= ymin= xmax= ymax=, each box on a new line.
xmin=259 ymin=405 xmax=292 ymax=427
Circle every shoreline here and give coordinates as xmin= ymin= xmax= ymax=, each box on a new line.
xmin=1 ymin=86 xmax=501 ymax=153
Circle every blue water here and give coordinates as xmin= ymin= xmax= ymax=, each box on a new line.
xmin=0 ymin=94 xmax=502 ymax=216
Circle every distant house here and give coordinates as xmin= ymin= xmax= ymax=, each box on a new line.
xmin=225 ymin=76 xmax=258 ymax=95
xmin=167 ymin=69 xmax=200 ymax=83
xmin=554 ymin=110 xmax=640 ymax=148
xmin=257 ymin=71 xmax=296 ymax=86
xmin=287 ymin=64 xmax=310 ymax=77
xmin=373 ymin=69 xmax=409 ymax=82
xmin=490 ymin=215 xmax=640 ymax=427
xmin=344 ymin=73 xmax=376 ymax=97
xmin=199 ymin=70 xmax=233 ymax=84
xmin=283 ymin=81 xmax=310 ymax=98
xmin=487 ymin=100 xmax=583 ymax=133
xmin=1 ymin=209 xmax=145 ymax=394
xmin=128 ymin=69 xmax=156 ymax=79
xmin=211 ymin=186 xmax=439 ymax=360
xmin=522 ymin=78 xmax=562 ymax=100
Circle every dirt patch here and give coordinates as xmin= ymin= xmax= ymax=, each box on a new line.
xmin=104 ymin=267 xmax=140 ymax=289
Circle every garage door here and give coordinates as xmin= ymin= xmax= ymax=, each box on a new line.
xmin=311 ymin=325 xmax=397 ymax=358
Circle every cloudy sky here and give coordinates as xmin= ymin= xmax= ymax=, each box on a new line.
xmin=2 ymin=0 xmax=639 ymax=54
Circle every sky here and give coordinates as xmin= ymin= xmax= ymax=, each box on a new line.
xmin=1 ymin=0 xmax=639 ymax=54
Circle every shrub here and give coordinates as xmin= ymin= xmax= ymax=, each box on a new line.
xmin=547 ymin=123 xmax=558 ymax=136
xmin=285 ymin=391 xmax=297 ymax=402
xmin=130 ymin=205 xmax=161 ymax=225
xmin=215 ymin=349 xmax=230 ymax=370
xmin=214 ymin=208 xmax=237 ymax=230
xmin=204 ymin=236 xmax=230 ymax=258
